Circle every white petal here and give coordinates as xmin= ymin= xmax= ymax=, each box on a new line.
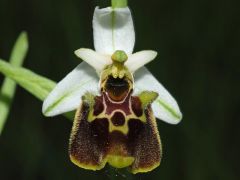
xmin=75 ymin=48 xmax=111 ymax=73
xmin=42 ymin=62 xmax=99 ymax=117
xmin=126 ymin=50 xmax=157 ymax=73
xmin=93 ymin=7 xmax=135 ymax=55
xmin=134 ymin=67 xmax=182 ymax=124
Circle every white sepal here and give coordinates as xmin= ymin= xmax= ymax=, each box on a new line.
xmin=126 ymin=50 xmax=157 ymax=73
xmin=134 ymin=67 xmax=182 ymax=124
xmin=75 ymin=48 xmax=111 ymax=73
xmin=93 ymin=7 xmax=135 ymax=55
xmin=42 ymin=62 xmax=99 ymax=116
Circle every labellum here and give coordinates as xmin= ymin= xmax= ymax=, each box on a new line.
xmin=42 ymin=2 xmax=182 ymax=174
xmin=69 ymin=51 xmax=161 ymax=173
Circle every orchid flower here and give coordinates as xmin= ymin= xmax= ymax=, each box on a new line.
xmin=42 ymin=0 xmax=182 ymax=173
xmin=42 ymin=7 xmax=182 ymax=124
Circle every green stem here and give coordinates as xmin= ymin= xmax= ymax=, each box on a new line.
xmin=111 ymin=0 xmax=128 ymax=8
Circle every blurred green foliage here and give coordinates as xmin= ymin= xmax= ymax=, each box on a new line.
xmin=0 ymin=32 xmax=28 ymax=134
xmin=0 ymin=0 xmax=239 ymax=179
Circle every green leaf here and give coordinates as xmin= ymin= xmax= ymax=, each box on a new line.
xmin=0 ymin=58 xmax=56 ymax=101
xmin=0 ymin=32 xmax=28 ymax=134
xmin=0 ymin=58 xmax=75 ymax=121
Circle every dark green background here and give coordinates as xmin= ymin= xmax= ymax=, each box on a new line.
xmin=0 ymin=0 xmax=239 ymax=179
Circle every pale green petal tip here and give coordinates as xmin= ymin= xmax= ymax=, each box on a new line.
xmin=155 ymin=98 xmax=183 ymax=124
xmin=170 ymin=110 xmax=183 ymax=124
xmin=175 ymin=112 xmax=183 ymax=123
xmin=111 ymin=0 xmax=128 ymax=8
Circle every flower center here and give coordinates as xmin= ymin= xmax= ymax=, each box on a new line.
xmin=110 ymin=50 xmax=128 ymax=79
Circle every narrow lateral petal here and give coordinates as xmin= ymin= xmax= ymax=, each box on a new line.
xmin=134 ymin=67 xmax=182 ymax=124
xmin=42 ymin=62 xmax=99 ymax=117
xmin=126 ymin=50 xmax=157 ymax=73
xmin=75 ymin=48 xmax=111 ymax=73
xmin=93 ymin=7 xmax=135 ymax=55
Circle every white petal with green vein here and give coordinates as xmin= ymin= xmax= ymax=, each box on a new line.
xmin=93 ymin=7 xmax=135 ymax=55
xmin=42 ymin=62 xmax=99 ymax=117
xmin=134 ymin=67 xmax=182 ymax=124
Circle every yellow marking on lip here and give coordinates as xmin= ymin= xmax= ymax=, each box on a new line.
xmin=109 ymin=121 xmax=129 ymax=134
xmin=70 ymin=153 xmax=135 ymax=170
xmin=107 ymin=155 xmax=134 ymax=168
